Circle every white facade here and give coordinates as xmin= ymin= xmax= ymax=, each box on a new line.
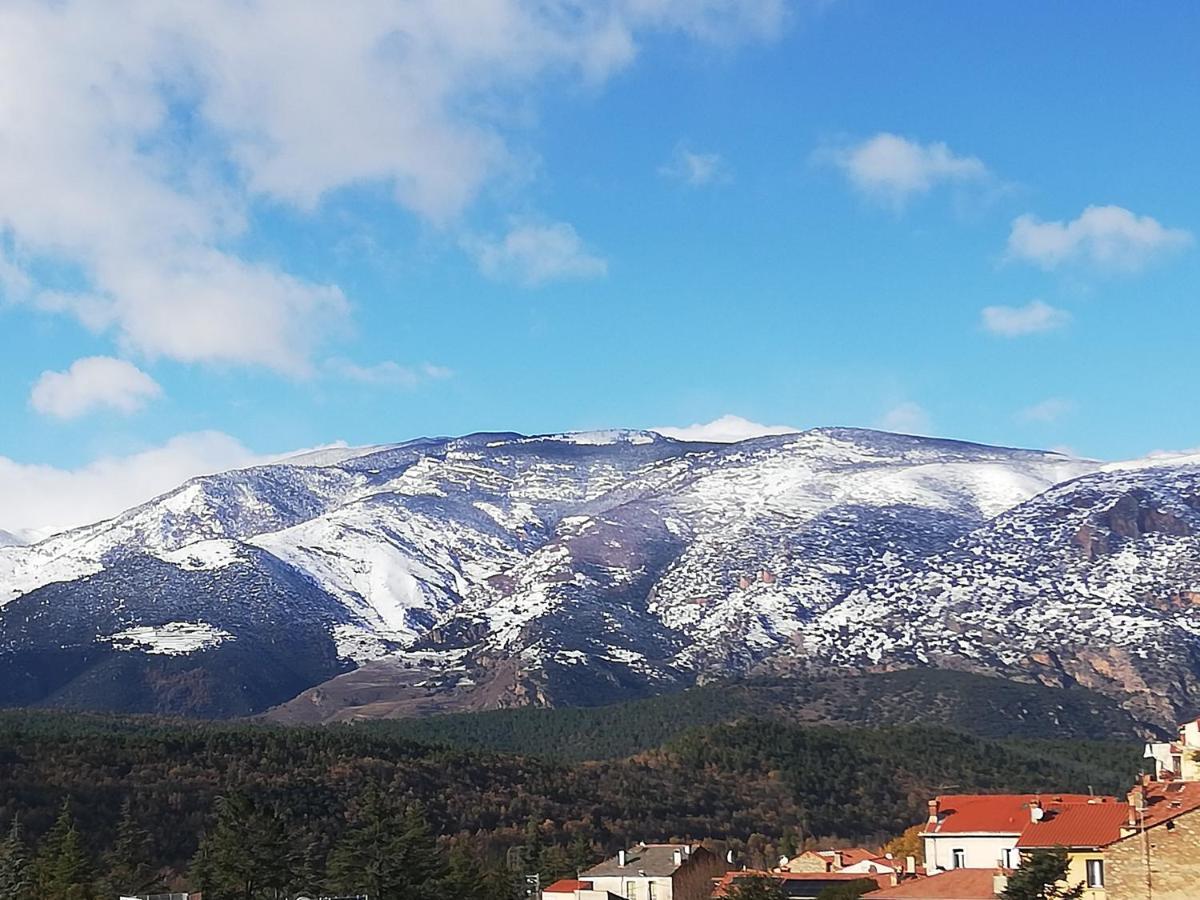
xmin=923 ymin=832 xmax=1020 ymax=872
xmin=1145 ymin=719 xmax=1200 ymax=781
xmin=586 ymin=875 xmax=671 ymax=900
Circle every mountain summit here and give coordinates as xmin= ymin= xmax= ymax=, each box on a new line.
xmin=1 ymin=427 xmax=1196 ymax=723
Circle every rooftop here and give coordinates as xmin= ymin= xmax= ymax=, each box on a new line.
xmin=1016 ymin=801 xmax=1129 ymax=849
xmin=581 ymin=843 xmax=699 ymax=877
xmin=924 ymin=794 xmax=1102 ymax=835
xmin=868 ymin=868 xmax=1006 ymax=900
xmin=545 ymin=879 xmax=594 ymax=893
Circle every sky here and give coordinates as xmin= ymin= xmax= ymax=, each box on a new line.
xmin=1 ymin=0 xmax=1199 ymax=536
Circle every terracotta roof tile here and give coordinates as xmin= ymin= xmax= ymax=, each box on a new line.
xmin=868 ymin=868 xmax=1005 ymax=899
xmin=1016 ymin=801 xmax=1130 ymax=849
xmin=545 ymin=879 xmax=593 ymax=893
xmin=924 ymin=794 xmax=1103 ymax=835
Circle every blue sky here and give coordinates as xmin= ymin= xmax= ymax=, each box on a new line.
xmin=1 ymin=1 xmax=1198 ymax=534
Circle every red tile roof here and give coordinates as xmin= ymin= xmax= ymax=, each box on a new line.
xmin=1016 ymin=801 xmax=1130 ymax=849
xmin=839 ymin=848 xmax=890 ymax=867
xmin=544 ymin=879 xmax=593 ymax=893
xmin=868 ymin=868 xmax=1005 ymax=899
xmin=713 ymin=870 xmax=891 ymax=897
xmin=924 ymin=794 xmax=1102 ymax=834
xmin=1137 ymin=780 xmax=1200 ymax=830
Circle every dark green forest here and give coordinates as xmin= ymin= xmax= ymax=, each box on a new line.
xmin=0 ymin=704 xmax=1142 ymax=899
xmin=371 ymin=670 xmax=1153 ymax=761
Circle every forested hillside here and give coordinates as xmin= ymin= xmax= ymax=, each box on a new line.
xmin=0 ymin=709 xmax=1141 ymax=898
xmin=370 ymin=669 xmax=1156 ymax=761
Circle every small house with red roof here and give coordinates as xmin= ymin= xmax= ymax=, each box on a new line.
xmin=921 ymin=793 xmax=1105 ymax=872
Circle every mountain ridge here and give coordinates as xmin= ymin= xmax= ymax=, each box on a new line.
xmin=2 ymin=426 xmax=1197 ymax=723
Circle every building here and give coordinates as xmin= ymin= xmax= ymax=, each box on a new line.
xmin=921 ymin=794 xmax=1101 ymax=872
xmin=579 ymin=843 xmax=725 ymax=900
xmin=1014 ymin=797 xmax=1129 ymax=899
xmin=1105 ymin=778 xmax=1200 ymax=900
xmin=542 ymin=878 xmax=625 ymax=900
xmin=781 ymin=847 xmax=902 ymax=875
xmin=866 ymin=868 xmax=1009 ymax=900
xmin=1144 ymin=719 xmax=1200 ymax=781
xmin=713 ymin=870 xmax=891 ymax=899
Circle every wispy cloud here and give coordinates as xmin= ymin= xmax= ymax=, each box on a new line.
xmin=328 ymin=359 xmax=453 ymax=389
xmin=659 ymin=144 xmax=728 ymax=186
xmin=652 ymin=414 xmax=799 ymax=443
xmin=823 ymin=133 xmax=990 ymax=207
xmin=981 ymin=300 xmax=1071 ymax=337
xmin=1007 ymin=205 xmax=1193 ymax=271
xmin=877 ymin=401 xmax=931 ymax=434
xmin=1018 ymin=397 xmax=1073 ymax=424
xmin=30 ymin=357 xmax=162 ymax=420
xmin=468 ymin=222 xmax=608 ymax=287
xmin=0 ymin=2 xmax=784 ymax=373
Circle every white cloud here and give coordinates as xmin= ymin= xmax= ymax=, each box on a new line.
xmin=826 ymin=133 xmax=989 ymax=206
xmin=652 ymin=414 xmax=799 ymax=443
xmin=328 ymin=359 xmax=454 ymax=388
xmin=0 ymin=1 xmax=784 ymax=372
xmin=659 ymin=144 xmax=727 ymax=185
xmin=877 ymin=401 xmax=931 ymax=434
xmin=1018 ymin=397 xmax=1073 ymax=424
xmin=30 ymin=356 xmax=162 ymax=420
xmin=981 ymin=300 xmax=1071 ymax=337
xmin=470 ymin=221 xmax=608 ymax=286
xmin=1007 ymin=205 xmax=1193 ymax=271
xmin=0 ymin=431 xmax=269 ymax=538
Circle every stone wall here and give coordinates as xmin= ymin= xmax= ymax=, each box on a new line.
xmin=1107 ymin=809 xmax=1200 ymax=900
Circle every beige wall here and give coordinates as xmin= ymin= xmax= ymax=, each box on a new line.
xmin=1107 ymin=810 xmax=1200 ymax=900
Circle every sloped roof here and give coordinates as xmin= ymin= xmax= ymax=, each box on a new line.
xmin=582 ymin=844 xmax=699 ymax=877
xmin=1138 ymin=780 xmax=1200 ymax=829
xmin=1016 ymin=801 xmax=1130 ymax=849
xmin=712 ymin=870 xmax=890 ymax=898
xmin=545 ymin=879 xmax=594 ymax=892
xmin=868 ymin=868 xmax=1005 ymax=899
xmin=924 ymin=794 xmax=1101 ymax=834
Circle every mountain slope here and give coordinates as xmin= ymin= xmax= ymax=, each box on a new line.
xmin=12 ymin=426 xmax=1192 ymax=721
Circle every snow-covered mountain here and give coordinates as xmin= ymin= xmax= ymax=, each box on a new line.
xmin=3 ymin=426 xmax=1194 ymax=721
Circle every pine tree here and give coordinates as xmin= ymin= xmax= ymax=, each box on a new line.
xmin=201 ymin=793 xmax=300 ymax=900
xmin=35 ymin=800 xmax=95 ymax=900
xmin=105 ymin=797 xmax=155 ymax=894
xmin=0 ymin=815 xmax=33 ymax=900
xmin=326 ymin=785 xmax=416 ymax=900
xmin=1001 ymin=848 xmax=1085 ymax=900
xmin=724 ymin=874 xmax=786 ymax=900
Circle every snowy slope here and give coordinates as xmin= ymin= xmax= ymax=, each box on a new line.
xmin=17 ymin=425 xmax=1199 ymax=720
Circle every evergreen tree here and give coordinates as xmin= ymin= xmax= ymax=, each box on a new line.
xmin=1001 ymin=848 xmax=1084 ymax=900
xmin=568 ymin=832 xmax=595 ymax=874
xmin=0 ymin=815 xmax=33 ymax=900
xmin=201 ymin=793 xmax=300 ymax=900
xmin=35 ymin=800 xmax=95 ymax=900
xmin=104 ymin=797 xmax=155 ymax=894
xmin=724 ymin=874 xmax=786 ymax=900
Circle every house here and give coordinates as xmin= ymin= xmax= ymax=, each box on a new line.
xmin=1104 ymin=778 xmax=1200 ymax=899
xmin=866 ymin=868 xmax=1009 ymax=900
xmin=580 ymin=843 xmax=725 ymax=900
xmin=1144 ymin=718 xmax=1200 ymax=781
xmin=921 ymin=793 xmax=1102 ymax=871
xmin=713 ymin=870 xmax=891 ymax=899
xmin=781 ymin=848 xmax=899 ymax=875
xmin=1014 ymin=797 xmax=1129 ymax=899
xmin=542 ymin=878 xmax=626 ymax=900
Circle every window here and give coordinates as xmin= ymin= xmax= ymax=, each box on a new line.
xmin=952 ymin=849 xmax=966 ymax=869
xmin=1002 ymin=848 xmax=1015 ymax=868
xmin=648 ymin=882 xmax=657 ymax=900
xmin=625 ymin=881 xmax=639 ymax=900
xmin=1086 ymin=859 xmax=1105 ymax=888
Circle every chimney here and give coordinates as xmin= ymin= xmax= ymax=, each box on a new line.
xmin=1029 ymin=798 xmax=1044 ymax=823
xmin=993 ymin=872 xmax=1009 ymax=895
xmin=618 ymin=849 xmax=627 ymax=867
xmin=927 ymin=798 xmax=939 ymax=826
xmin=905 ymin=856 xmax=916 ymax=875
xmin=834 ymin=851 xmax=845 ymax=870
xmin=1128 ymin=785 xmax=1146 ymax=812
xmin=673 ymin=849 xmax=683 ymax=867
